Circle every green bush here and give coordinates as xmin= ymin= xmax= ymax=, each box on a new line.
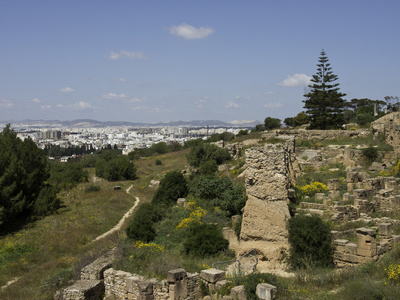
xmin=187 ymin=144 xmax=231 ymax=167
xmin=362 ymin=146 xmax=378 ymax=163
xmin=183 ymin=223 xmax=229 ymax=257
xmin=152 ymin=171 xmax=188 ymax=206
xmin=126 ymin=203 xmax=164 ymax=242
xmin=84 ymin=185 xmax=101 ymax=193
xmin=288 ymin=214 xmax=334 ymax=269
xmin=155 ymin=159 xmax=162 ymax=165
xmin=199 ymin=160 xmax=218 ymax=175
xmin=95 ymin=155 xmax=136 ymax=181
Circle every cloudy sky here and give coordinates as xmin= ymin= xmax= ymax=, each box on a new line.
xmin=1 ymin=1 xmax=399 ymax=123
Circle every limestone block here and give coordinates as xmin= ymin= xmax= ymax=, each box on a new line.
xmin=347 ymin=183 xmax=355 ymax=193
xmin=356 ymin=228 xmax=377 ymax=256
xmin=378 ymin=223 xmax=392 ymax=238
xmin=393 ymin=235 xmax=400 ymax=244
xmin=215 ymin=280 xmax=229 ymax=291
xmin=256 ymin=283 xmax=277 ymax=300
xmin=347 ymin=172 xmax=359 ymax=184
xmin=334 ymin=239 xmax=349 ymax=252
xmin=353 ymin=189 xmax=369 ymax=200
xmin=379 ymin=189 xmax=393 ymax=198
xmin=329 ymin=190 xmax=341 ymax=199
xmin=315 ymin=193 xmax=325 ymax=201
xmin=343 ymin=253 xmax=359 ymax=263
xmin=231 ymin=215 xmax=242 ymax=227
xmin=126 ymin=275 xmax=142 ymax=293
xmin=167 ymin=269 xmax=186 ymax=284
xmin=393 ymin=195 xmax=400 ymax=208
xmin=177 ymin=198 xmax=187 ymax=207
xmin=230 ymin=285 xmax=246 ymax=300
xmin=62 ymin=280 xmax=104 ymax=300
xmin=344 ymin=243 xmax=357 ymax=255
xmin=343 ymin=193 xmax=353 ymax=202
xmin=200 ymin=269 xmax=225 ymax=284
xmin=327 ymin=179 xmax=340 ymax=191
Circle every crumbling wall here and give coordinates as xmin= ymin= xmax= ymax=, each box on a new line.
xmin=239 ymin=137 xmax=295 ymax=272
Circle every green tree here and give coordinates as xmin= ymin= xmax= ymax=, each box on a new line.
xmin=0 ymin=125 xmax=56 ymax=228
xmin=151 ymin=171 xmax=188 ymax=206
xmin=264 ymin=117 xmax=281 ymax=130
xmin=293 ymin=111 xmax=310 ymax=126
xmin=187 ymin=144 xmax=231 ymax=168
xmin=303 ymin=50 xmax=346 ymax=129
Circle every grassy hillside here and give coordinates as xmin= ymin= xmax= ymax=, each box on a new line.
xmin=0 ymin=150 xmax=190 ymax=299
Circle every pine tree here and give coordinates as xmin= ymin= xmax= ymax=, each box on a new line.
xmin=303 ymin=50 xmax=346 ymax=129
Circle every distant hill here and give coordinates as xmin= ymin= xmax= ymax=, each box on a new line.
xmin=1 ymin=119 xmax=261 ymax=129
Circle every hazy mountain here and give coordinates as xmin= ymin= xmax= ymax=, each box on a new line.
xmin=2 ymin=119 xmax=261 ymax=129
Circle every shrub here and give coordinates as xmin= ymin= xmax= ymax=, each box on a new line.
xmin=299 ymin=182 xmax=327 ymax=196
xmin=264 ymin=117 xmax=281 ymax=130
xmin=288 ymin=214 xmax=334 ymax=269
xmin=362 ymin=146 xmax=378 ymax=163
xmin=126 ymin=203 xmax=164 ymax=242
xmin=155 ymin=159 xmax=162 ymax=165
xmin=152 ymin=171 xmax=188 ymax=206
xmin=187 ymin=144 xmax=231 ymax=167
xmin=84 ymin=185 xmax=101 ymax=193
xmin=183 ymin=223 xmax=229 ymax=257
xmin=199 ymin=160 xmax=218 ymax=175
xmin=95 ymin=155 xmax=136 ymax=181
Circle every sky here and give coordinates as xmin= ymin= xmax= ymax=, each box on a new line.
xmin=1 ymin=0 xmax=399 ymax=124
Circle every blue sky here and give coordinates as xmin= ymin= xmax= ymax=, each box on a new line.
xmin=1 ymin=0 xmax=399 ymax=123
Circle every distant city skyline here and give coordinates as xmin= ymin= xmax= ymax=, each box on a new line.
xmin=1 ymin=1 xmax=399 ymax=123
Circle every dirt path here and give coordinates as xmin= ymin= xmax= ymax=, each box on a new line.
xmin=92 ymin=184 xmax=140 ymax=242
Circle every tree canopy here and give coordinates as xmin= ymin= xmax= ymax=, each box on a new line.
xmin=303 ymin=50 xmax=346 ymax=130
xmin=0 ymin=125 xmax=58 ymax=229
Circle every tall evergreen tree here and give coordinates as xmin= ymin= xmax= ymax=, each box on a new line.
xmin=303 ymin=50 xmax=346 ymax=129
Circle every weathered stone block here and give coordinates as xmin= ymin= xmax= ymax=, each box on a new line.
xmin=353 ymin=189 xmax=369 ymax=200
xmin=216 ymin=280 xmax=229 ymax=291
xmin=200 ymin=269 xmax=225 ymax=284
xmin=177 ymin=198 xmax=187 ymax=207
xmin=378 ymin=223 xmax=392 ymax=238
xmin=329 ymin=190 xmax=341 ymax=199
xmin=62 ymin=280 xmax=104 ymax=300
xmin=343 ymin=253 xmax=359 ymax=263
xmin=230 ymin=285 xmax=246 ymax=300
xmin=256 ymin=283 xmax=277 ymax=300
xmin=167 ymin=269 xmax=186 ymax=284
xmin=327 ymin=179 xmax=340 ymax=191
xmin=334 ymin=239 xmax=349 ymax=252
xmin=126 ymin=275 xmax=142 ymax=293
xmin=344 ymin=243 xmax=357 ymax=255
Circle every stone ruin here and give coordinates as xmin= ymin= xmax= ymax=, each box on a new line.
xmin=238 ymin=136 xmax=296 ymax=272
xmin=333 ymin=223 xmax=400 ymax=267
xmin=55 ymin=253 xmax=277 ymax=300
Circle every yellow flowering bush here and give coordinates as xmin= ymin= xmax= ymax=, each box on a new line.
xmin=176 ymin=207 xmax=207 ymax=229
xmin=385 ymin=263 xmax=400 ymax=284
xmin=299 ymin=182 xmax=327 ymax=196
xmin=133 ymin=241 xmax=165 ymax=252
xmin=380 ymin=159 xmax=400 ymax=177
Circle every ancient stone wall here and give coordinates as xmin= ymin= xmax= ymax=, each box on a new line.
xmin=371 ymin=112 xmax=400 ymax=154
xmin=239 ymin=137 xmax=294 ymax=272
xmin=271 ymin=129 xmax=370 ymax=141
xmin=334 ymin=225 xmax=400 ymax=267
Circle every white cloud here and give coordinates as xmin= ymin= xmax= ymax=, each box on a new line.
xmin=0 ymin=98 xmax=13 ymax=108
xmin=109 ymin=50 xmax=147 ymax=60
xmin=235 ymin=96 xmax=251 ymax=101
xmin=195 ymin=97 xmax=209 ymax=109
xmin=117 ymin=78 xmax=126 ymax=83
xmin=226 ymin=101 xmax=239 ymax=108
xmin=56 ymin=102 xmax=92 ymax=111
xmin=264 ymin=91 xmax=276 ymax=95
xmin=59 ymin=86 xmax=74 ymax=93
xmin=277 ymin=73 xmax=311 ymax=87
xmin=102 ymin=93 xmax=141 ymax=103
xmin=169 ymin=23 xmax=215 ymax=39
xmin=41 ymin=105 xmax=52 ymax=109
xmin=264 ymin=102 xmax=283 ymax=108
xmin=32 ymin=98 xmax=41 ymax=103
